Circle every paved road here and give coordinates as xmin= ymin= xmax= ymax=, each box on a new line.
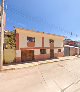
xmin=0 ymin=58 xmax=80 ymax=92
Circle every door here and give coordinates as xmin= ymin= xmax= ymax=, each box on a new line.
xmin=50 ymin=49 xmax=54 ymax=58
xmin=21 ymin=50 xmax=34 ymax=62
xmin=64 ymin=47 xmax=70 ymax=56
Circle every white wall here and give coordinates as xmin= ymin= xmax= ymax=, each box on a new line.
xmin=34 ymin=49 xmax=40 ymax=55
xmin=16 ymin=50 xmax=21 ymax=57
xmin=61 ymin=48 xmax=64 ymax=52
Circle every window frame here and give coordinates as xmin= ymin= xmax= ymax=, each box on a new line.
xmin=40 ymin=49 xmax=46 ymax=54
xmin=27 ymin=36 xmax=35 ymax=42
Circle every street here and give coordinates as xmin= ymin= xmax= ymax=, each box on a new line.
xmin=0 ymin=58 xmax=80 ymax=92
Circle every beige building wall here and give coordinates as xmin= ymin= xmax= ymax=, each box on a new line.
xmin=16 ymin=28 xmax=64 ymax=60
xmin=34 ymin=49 xmax=50 ymax=55
xmin=34 ymin=49 xmax=40 ymax=55
xmin=54 ymin=48 xmax=64 ymax=53
xmin=35 ymin=37 xmax=42 ymax=47
xmin=54 ymin=49 xmax=58 ymax=53
xmin=46 ymin=49 xmax=50 ymax=54
xmin=16 ymin=28 xmax=43 ymax=37
xmin=19 ymin=34 xmax=27 ymax=48
xmin=44 ymin=38 xmax=50 ymax=47
xmin=54 ymin=40 xmax=63 ymax=47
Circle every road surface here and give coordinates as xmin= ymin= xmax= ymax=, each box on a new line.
xmin=0 ymin=57 xmax=80 ymax=92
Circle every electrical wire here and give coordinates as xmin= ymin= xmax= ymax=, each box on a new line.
xmin=4 ymin=1 xmax=80 ymax=40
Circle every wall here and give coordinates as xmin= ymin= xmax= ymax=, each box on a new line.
xmin=16 ymin=28 xmax=64 ymax=48
xmin=75 ymin=47 xmax=79 ymax=55
xmin=64 ymin=47 xmax=70 ymax=56
xmin=4 ymin=49 xmax=16 ymax=64
xmin=16 ymin=50 xmax=21 ymax=62
xmin=35 ymin=37 xmax=42 ymax=47
xmin=54 ymin=48 xmax=64 ymax=58
xmin=34 ymin=49 xmax=40 ymax=55
xmin=19 ymin=34 xmax=27 ymax=48
xmin=44 ymin=38 xmax=50 ymax=47
xmin=70 ymin=47 xmax=75 ymax=56
xmin=34 ymin=49 xmax=50 ymax=60
xmin=54 ymin=40 xmax=63 ymax=47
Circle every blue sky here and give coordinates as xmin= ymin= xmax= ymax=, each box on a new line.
xmin=1 ymin=0 xmax=80 ymax=40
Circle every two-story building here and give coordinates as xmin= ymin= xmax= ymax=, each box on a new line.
xmin=16 ymin=28 xmax=64 ymax=62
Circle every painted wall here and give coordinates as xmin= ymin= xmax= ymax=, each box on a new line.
xmin=4 ymin=49 xmax=16 ymax=64
xmin=54 ymin=49 xmax=58 ymax=53
xmin=46 ymin=49 xmax=50 ymax=54
xmin=34 ymin=49 xmax=50 ymax=55
xmin=16 ymin=50 xmax=21 ymax=57
xmin=54 ymin=40 xmax=63 ymax=47
xmin=54 ymin=48 xmax=64 ymax=53
xmin=16 ymin=29 xmax=64 ymax=49
xmin=34 ymin=49 xmax=40 ymax=55
xmin=35 ymin=37 xmax=42 ymax=47
xmin=44 ymin=38 xmax=50 ymax=47
xmin=16 ymin=28 xmax=64 ymax=61
xmin=19 ymin=34 xmax=27 ymax=48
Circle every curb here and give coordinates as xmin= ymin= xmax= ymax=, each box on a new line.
xmin=2 ymin=57 xmax=78 ymax=71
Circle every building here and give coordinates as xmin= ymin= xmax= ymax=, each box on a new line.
xmin=64 ymin=39 xmax=80 ymax=56
xmin=16 ymin=28 xmax=64 ymax=62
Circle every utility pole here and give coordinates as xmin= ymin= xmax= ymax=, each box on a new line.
xmin=0 ymin=0 xmax=5 ymax=70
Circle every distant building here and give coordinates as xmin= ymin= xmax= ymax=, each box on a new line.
xmin=64 ymin=39 xmax=80 ymax=47
xmin=64 ymin=39 xmax=80 ymax=56
xmin=15 ymin=28 xmax=65 ymax=62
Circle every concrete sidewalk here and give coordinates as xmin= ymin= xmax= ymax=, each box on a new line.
xmin=3 ymin=56 xmax=78 ymax=71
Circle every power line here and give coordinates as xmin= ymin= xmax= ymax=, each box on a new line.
xmin=5 ymin=3 xmax=80 ymax=39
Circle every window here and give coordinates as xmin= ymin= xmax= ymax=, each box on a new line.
xmin=27 ymin=37 xmax=35 ymax=42
xmin=40 ymin=49 xmax=46 ymax=54
xmin=49 ymin=39 xmax=54 ymax=43
xmin=58 ymin=49 xmax=61 ymax=52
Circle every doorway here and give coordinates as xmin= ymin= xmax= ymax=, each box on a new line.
xmin=21 ymin=50 xmax=34 ymax=62
xmin=50 ymin=49 xmax=54 ymax=58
